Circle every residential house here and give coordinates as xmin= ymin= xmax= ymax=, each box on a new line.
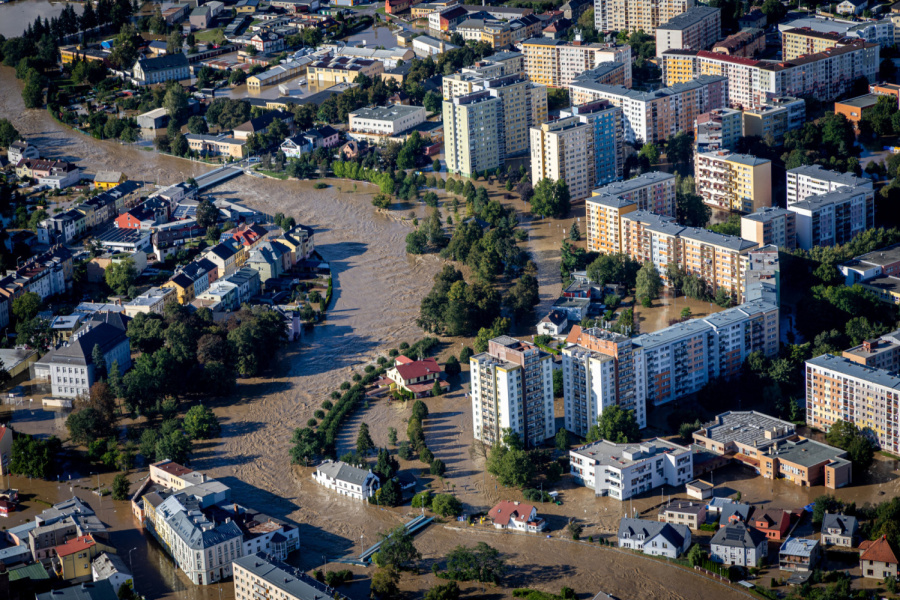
xmin=245 ymin=241 xmax=286 ymax=283
xmin=205 ymin=240 xmax=245 ymax=278
xmin=93 ymin=171 xmax=127 ymax=190
xmin=133 ymin=54 xmax=190 ymax=85
xmin=233 ymin=111 xmax=295 ymax=141
xmin=657 ymin=500 xmax=707 ymax=530
xmin=196 ymin=280 xmax=240 ymax=312
xmin=91 ymin=552 xmax=132 ymax=595
xmin=162 ymin=273 xmax=196 ymax=305
xmin=617 ymin=518 xmax=691 ymax=558
xmin=821 ymin=513 xmax=859 ymax=547
xmin=752 ymin=509 xmax=792 ymax=541
xmin=837 ymin=0 xmax=868 ymax=15
xmin=779 ymin=537 xmax=821 ymax=572
xmin=720 ymin=502 xmax=752 ymax=526
xmin=185 ymin=134 xmax=247 ymax=159
xmin=223 ymin=267 xmax=261 ymax=305
xmin=710 ymin=523 xmax=768 ymax=566
xmin=7 ymin=140 xmax=39 ymax=164
xmin=312 ymin=460 xmax=380 ymax=500
xmin=536 ymin=310 xmax=567 ymax=336
xmin=54 ymin=535 xmax=115 ymax=582
xmin=34 ymin=317 xmax=132 ymax=399
xmin=859 ymin=536 xmax=899 ymax=579
xmin=383 ymin=355 xmax=448 ymax=398
xmin=489 ymin=501 xmax=546 ymax=533
xmin=124 ymin=287 xmax=175 ymax=317
xmin=36 ymin=581 xmax=118 ymax=600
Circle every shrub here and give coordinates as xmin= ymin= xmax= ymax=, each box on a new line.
xmin=420 ymin=447 xmax=434 ymax=464
xmin=340 ymin=382 xmax=351 ymax=390
xmin=398 ymin=442 xmax=414 ymax=460
xmin=365 ymin=365 xmax=375 ymax=373
xmin=522 ymin=489 xmax=553 ymax=503
xmin=411 ymin=490 xmax=433 ymax=509
xmin=430 ymin=458 xmax=446 ymax=476
xmin=400 ymin=342 xmax=410 ymax=350
xmin=331 ymin=391 xmax=341 ymax=400
xmin=322 ymin=400 xmax=333 ymax=410
xmin=314 ymin=182 xmax=328 ymax=190
xmin=352 ymin=373 xmax=361 ymax=382
xmin=307 ymin=418 xmax=317 ymax=427
xmin=314 ymin=410 xmax=325 ymax=419
xmin=432 ymin=493 xmax=463 ymax=517
xmin=389 ymin=349 xmax=399 ymax=357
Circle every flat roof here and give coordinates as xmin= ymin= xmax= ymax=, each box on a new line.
xmin=233 ymin=554 xmax=336 ymax=600
xmin=697 ymin=411 xmax=795 ymax=447
xmin=349 ymin=104 xmax=425 ymax=122
xmin=851 ymin=243 xmax=900 ymax=266
xmin=769 ymin=438 xmax=848 ymax=468
xmin=837 ymin=94 xmax=880 ymax=109
xmin=743 ymin=206 xmax=792 ymax=222
xmin=657 ymin=6 xmax=720 ymax=30
xmin=788 ymin=184 xmax=872 ymax=212
xmin=807 ymin=353 xmax=900 ymax=389
xmin=787 ymin=164 xmax=869 ymax=187
xmin=571 ymin=438 xmax=690 ymax=468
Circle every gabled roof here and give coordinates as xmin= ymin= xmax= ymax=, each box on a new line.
xmin=753 ymin=509 xmax=789 ymax=530
xmin=711 ymin=523 xmax=767 ymax=548
xmin=860 ymin=536 xmax=899 ymax=564
xmin=618 ymin=517 xmax=689 ymax=548
xmin=491 ymin=500 xmax=538 ymax=526
xmin=316 ymin=460 xmax=372 ymax=486
xmin=393 ymin=357 xmax=442 ymax=381
xmin=55 ymin=534 xmax=96 ymax=557
xmin=540 ymin=310 xmax=567 ymax=326
xmin=822 ymin=513 xmax=858 ymax=536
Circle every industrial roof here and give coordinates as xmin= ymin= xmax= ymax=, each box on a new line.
xmin=349 ymin=104 xmax=425 ymax=122
xmin=571 ymin=438 xmax=690 ymax=468
xmin=697 ymin=411 xmax=796 ymax=447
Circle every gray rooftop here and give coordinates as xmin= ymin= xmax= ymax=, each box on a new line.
xmin=349 ymin=104 xmax=425 ymax=122
xmin=787 ymin=164 xmax=869 ymax=187
xmin=821 ymin=513 xmax=858 ymax=536
xmin=848 ymin=242 xmax=900 ymax=267
xmin=767 ymin=438 xmax=849 ymax=468
xmin=233 ymin=554 xmax=336 ymax=600
xmin=316 ymin=460 xmax=372 ymax=486
xmin=807 ymin=354 xmax=900 ymax=389
xmin=92 ymin=552 xmax=131 ymax=580
xmin=711 ymin=523 xmax=766 ymax=549
xmin=788 ymin=185 xmax=872 ymax=212
xmin=780 ymin=537 xmax=820 ymax=557
xmin=659 ymin=499 xmax=707 ymax=516
xmin=720 ymin=501 xmax=751 ymax=523
xmin=571 ymin=438 xmax=690 ymax=469
xmin=657 ymin=6 xmax=720 ymax=30
xmin=697 ymin=411 xmax=796 ymax=447
xmin=36 ymin=581 xmax=117 ymax=600
xmin=618 ymin=517 xmax=689 ymax=548
xmin=590 ymin=171 xmax=674 ymax=200
xmin=574 ymin=75 xmax=726 ymax=102
xmin=632 ymin=318 xmax=713 ymax=350
xmin=743 ymin=206 xmax=793 ymax=223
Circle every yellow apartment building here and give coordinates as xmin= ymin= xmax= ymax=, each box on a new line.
xmin=307 ymin=57 xmax=384 ymax=86
xmin=530 ymin=117 xmax=595 ymax=200
xmin=585 ymin=194 xmax=639 ymax=254
xmin=695 ymin=151 xmax=772 ymax=213
xmin=781 ymin=27 xmax=847 ymax=61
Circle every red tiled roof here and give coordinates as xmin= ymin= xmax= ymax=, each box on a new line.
xmin=55 ymin=535 xmax=95 ymax=557
xmin=860 ymin=536 xmax=900 ymax=565
xmin=394 ymin=358 xmax=443 ymax=381
xmin=395 ymin=355 xmax=414 ymax=365
xmin=696 ymin=50 xmax=761 ymax=67
xmin=491 ymin=501 xmax=538 ymax=526
xmin=153 ymin=460 xmax=193 ymax=477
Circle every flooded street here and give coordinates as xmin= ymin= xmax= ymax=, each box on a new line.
xmin=0 ymin=0 xmax=83 ymax=37
xmin=343 ymin=24 xmax=399 ymax=48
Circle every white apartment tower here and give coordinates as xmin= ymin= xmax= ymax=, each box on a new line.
xmin=443 ymin=91 xmax=502 ymax=178
xmin=470 ymin=336 xmax=555 ymax=448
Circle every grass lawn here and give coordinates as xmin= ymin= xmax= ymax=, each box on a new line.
xmin=194 ymin=28 xmax=224 ymax=43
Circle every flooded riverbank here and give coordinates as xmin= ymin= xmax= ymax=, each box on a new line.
xmin=0 ymin=0 xmax=83 ymax=38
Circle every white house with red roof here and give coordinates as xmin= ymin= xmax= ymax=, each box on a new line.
xmin=383 ymin=355 xmax=449 ymax=398
xmin=489 ymin=501 xmax=546 ymax=532
xmin=860 ymin=535 xmax=899 ymax=579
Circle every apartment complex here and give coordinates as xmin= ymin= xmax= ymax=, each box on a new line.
xmin=740 ymin=207 xmax=798 ymax=250
xmin=631 ymin=300 xmax=779 ymax=405
xmin=585 ymin=172 xmax=677 ymax=253
xmin=842 ymin=331 xmax=900 ymax=372
xmin=569 ymin=63 xmax=633 ymax=103
xmin=234 ymin=554 xmax=336 ymax=600
xmin=562 ymin=327 xmax=644 ymax=434
xmin=559 ymin=101 xmax=624 ymax=186
xmin=785 ymin=164 xmax=872 ymax=204
xmin=569 ymin=75 xmax=727 ymax=143
xmin=712 ymin=28 xmax=766 ymax=58
xmin=470 ymin=336 xmax=554 ymax=448
xmin=594 ymin=0 xmax=696 ymax=34
xmin=655 ymin=6 xmax=721 ymax=58
xmin=806 ymin=354 xmax=900 ymax=455
xmin=741 ymin=96 xmax=806 ymax=143
xmin=694 ymin=107 xmax=742 ymax=152
xmin=662 ymin=43 xmax=879 ymax=109
xmin=781 ymin=27 xmax=849 ymax=61
xmin=443 ymin=91 xmax=501 ymax=177
xmin=521 ymin=38 xmax=632 ymax=88
xmin=694 ymin=151 xmax=773 ymax=213
xmin=347 ymin=105 xmax=426 ymax=143
xmin=569 ymin=438 xmax=693 ymax=500
xmin=787 ymin=185 xmax=875 ymax=249
xmin=530 ymin=117 xmax=596 ymax=200
xmin=478 ymin=74 xmax=548 ymax=158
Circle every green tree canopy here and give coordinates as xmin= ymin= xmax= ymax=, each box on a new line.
xmin=183 ymin=404 xmax=221 ymax=440
xmin=586 ymin=406 xmax=640 ymax=444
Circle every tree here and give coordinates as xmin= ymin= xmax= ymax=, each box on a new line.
xmin=357 ymin=422 xmax=375 ymax=456
xmin=183 ymin=404 xmax=220 ymax=440
xmin=586 ymin=406 xmax=640 ymax=444
xmin=638 ymin=142 xmax=660 ymax=165
xmin=553 ymin=369 xmax=563 ymax=398
xmin=667 ymin=131 xmax=693 ymax=166
xmin=676 ymin=188 xmax=711 ymax=228
xmin=431 ymin=380 xmax=443 ymax=397
xmin=486 ymin=445 xmax=534 ymax=488
xmin=760 ymin=0 xmax=787 ymax=25
xmin=109 ymin=23 xmax=139 ymax=69
xmin=0 ymin=118 xmax=19 ymax=148
xmin=66 ymin=407 xmax=109 ymax=446
xmin=431 ymin=493 xmax=462 ymax=517
xmin=530 ymin=178 xmax=570 ymax=218
xmin=825 ymin=419 xmax=875 ymax=471
xmin=555 ymin=427 xmax=569 ymax=452
xmin=411 ymin=399 xmax=429 ymax=421
xmin=187 ymin=115 xmax=208 ymax=135
xmin=687 ymin=544 xmax=707 ymax=567
xmin=9 ymin=435 xmax=60 ymax=479
xmin=290 ymin=427 xmax=319 ymax=465
xmin=424 ymin=582 xmax=460 ymax=600
xmin=374 ymin=525 xmax=421 ymax=569
xmin=154 ymin=425 xmax=192 ymax=463
xmin=166 ymin=30 xmax=183 ymax=54
xmin=163 ymin=85 xmax=189 ymax=125
xmin=444 ymin=542 xmax=506 ymax=583
xmin=444 ymin=356 xmax=460 ymax=376
xmin=370 ymin=568 xmax=400 ymax=599
xmin=111 ymin=473 xmax=130 ymax=500
xmin=516 ymin=180 xmax=534 ymax=203
xmin=377 ymin=478 xmax=403 ymax=507
xmin=195 ymin=199 xmax=219 ymax=229
xmin=11 ymin=291 xmax=41 ymax=323
xmin=91 ymin=344 xmax=108 ymax=382
xmin=635 ymin=261 xmax=662 ymax=301
xmin=105 ymin=257 xmax=136 ymax=296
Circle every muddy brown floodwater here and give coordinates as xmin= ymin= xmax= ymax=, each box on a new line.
xmin=2 ymin=67 xmax=763 ymax=599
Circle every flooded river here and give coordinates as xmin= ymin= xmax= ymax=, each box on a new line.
xmin=0 ymin=0 xmax=83 ymax=38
